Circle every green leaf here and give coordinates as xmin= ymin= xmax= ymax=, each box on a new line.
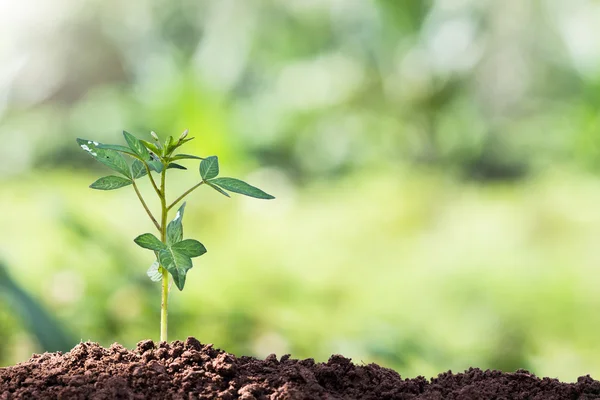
xmin=170 ymin=154 xmax=204 ymax=161
xmin=209 ymin=177 xmax=274 ymax=199
xmin=158 ymin=248 xmax=193 ymax=291
xmin=179 ymin=137 xmax=195 ymax=146
xmin=140 ymin=140 xmax=161 ymax=155
xmin=148 ymin=159 xmax=163 ymax=173
xmin=166 ymin=202 xmax=186 ymax=246
xmin=163 ymin=135 xmax=177 ymax=156
xmin=132 ymin=160 xmax=148 ymax=179
xmin=200 ymin=156 xmax=219 ymax=180
xmin=97 ymin=144 xmax=137 ymax=157
xmin=77 ymin=138 xmax=132 ymax=178
xmin=146 ymin=261 xmax=162 ymax=282
xmin=98 ymin=151 xmax=132 ymax=178
xmin=206 ymin=181 xmax=230 ymax=198
xmin=89 ymin=175 xmax=132 ymax=190
xmin=171 ymin=239 xmax=207 ymax=258
xmin=165 ymin=135 xmax=174 ymax=149
xmin=134 ymin=233 xmax=167 ymax=251
xmin=123 ymin=131 xmax=150 ymax=160
xmin=167 ymin=163 xmax=187 ymax=170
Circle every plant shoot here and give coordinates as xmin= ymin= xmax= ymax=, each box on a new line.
xmin=77 ymin=131 xmax=274 ymax=341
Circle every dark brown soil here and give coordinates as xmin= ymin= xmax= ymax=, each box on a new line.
xmin=1 ymin=338 xmax=599 ymax=400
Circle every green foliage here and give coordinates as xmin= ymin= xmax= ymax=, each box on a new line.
xmin=77 ymin=139 xmax=131 ymax=178
xmin=89 ymin=176 xmax=132 ymax=190
xmin=171 ymin=154 xmax=203 ymax=161
xmin=166 ymin=203 xmax=186 ymax=247
xmin=97 ymin=144 xmax=137 ymax=157
xmin=77 ymin=130 xmax=274 ymax=339
xmin=200 ymin=156 xmax=219 ymax=180
xmin=123 ymin=131 xmax=150 ymax=160
xmin=171 ymin=239 xmax=207 ymax=258
xmin=158 ymin=248 xmax=192 ymax=291
xmin=167 ymin=163 xmax=187 ymax=170
xmin=148 ymin=159 xmax=164 ymax=173
xmin=140 ymin=140 xmax=161 ymax=155
xmin=131 ymin=160 xmax=148 ymax=179
xmin=137 ymin=211 xmax=206 ymax=291
xmin=199 ymin=156 xmax=275 ymax=199
xmin=209 ymin=178 xmax=275 ymax=199
xmin=134 ymin=233 xmax=167 ymax=251
xmin=206 ymin=181 xmax=231 ymax=198
xmin=164 ymin=136 xmax=176 ymax=155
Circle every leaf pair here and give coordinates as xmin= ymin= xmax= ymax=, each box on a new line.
xmin=79 ymin=132 xmax=200 ymax=191
xmin=77 ymin=139 xmax=131 ymax=178
xmin=78 ymin=133 xmax=148 ymax=190
xmin=199 ymin=156 xmax=275 ymax=200
xmin=134 ymin=203 xmax=206 ymax=290
xmin=90 ymin=156 xmax=158 ymax=190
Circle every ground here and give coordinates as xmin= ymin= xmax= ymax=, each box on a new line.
xmin=1 ymin=338 xmax=600 ymax=399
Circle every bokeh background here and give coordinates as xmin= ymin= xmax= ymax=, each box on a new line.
xmin=2 ymin=0 xmax=600 ymax=382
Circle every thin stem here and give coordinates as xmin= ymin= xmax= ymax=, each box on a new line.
xmin=144 ymin=164 xmax=162 ymax=197
xmin=167 ymin=181 xmax=204 ymax=211
xmin=159 ymin=167 xmax=169 ymax=342
xmin=160 ymin=266 xmax=169 ymax=342
xmin=132 ymin=181 xmax=161 ymax=231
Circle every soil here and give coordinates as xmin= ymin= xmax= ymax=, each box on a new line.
xmin=1 ymin=338 xmax=599 ymax=400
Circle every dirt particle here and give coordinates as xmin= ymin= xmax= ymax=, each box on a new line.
xmin=155 ymin=348 xmax=169 ymax=360
xmin=137 ymin=339 xmax=155 ymax=354
xmin=183 ymin=336 xmax=201 ymax=350
xmin=265 ymin=353 xmax=278 ymax=364
xmin=147 ymin=360 xmax=166 ymax=375
xmin=238 ymin=383 xmax=263 ymax=400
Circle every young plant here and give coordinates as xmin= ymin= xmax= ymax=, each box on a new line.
xmin=77 ymin=131 xmax=274 ymax=341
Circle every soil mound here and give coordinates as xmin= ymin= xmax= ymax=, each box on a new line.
xmin=1 ymin=338 xmax=599 ymax=399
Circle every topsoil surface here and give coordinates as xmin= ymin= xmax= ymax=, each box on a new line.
xmin=1 ymin=338 xmax=599 ymax=399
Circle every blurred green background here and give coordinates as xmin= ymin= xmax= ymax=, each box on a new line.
xmin=2 ymin=0 xmax=600 ymax=382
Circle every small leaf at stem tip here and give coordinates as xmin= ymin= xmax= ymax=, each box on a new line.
xmin=131 ymin=160 xmax=148 ymax=179
xmin=179 ymin=137 xmax=195 ymax=146
xmin=146 ymin=261 xmax=162 ymax=282
xmin=123 ymin=131 xmax=150 ymax=160
xmin=134 ymin=233 xmax=167 ymax=251
xmin=140 ymin=140 xmax=161 ymax=155
xmin=89 ymin=175 xmax=132 ymax=190
xmin=209 ymin=177 xmax=274 ymax=199
xmin=206 ymin=181 xmax=230 ymax=198
xmin=167 ymin=163 xmax=187 ymax=170
xmin=200 ymin=156 xmax=219 ymax=180
xmin=171 ymin=239 xmax=207 ymax=258
xmin=164 ymin=136 xmax=175 ymax=156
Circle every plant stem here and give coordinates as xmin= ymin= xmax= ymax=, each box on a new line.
xmin=167 ymin=181 xmax=204 ymax=211
xmin=159 ymin=167 xmax=169 ymax=342
xmin=132 ymin=181 xmax=161 ymax=231
xmin=144 ymin=164 xmax=162 ymax=197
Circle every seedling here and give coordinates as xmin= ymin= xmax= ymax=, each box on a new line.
xmin=77 ymin=131 xmax=274 ymax=341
